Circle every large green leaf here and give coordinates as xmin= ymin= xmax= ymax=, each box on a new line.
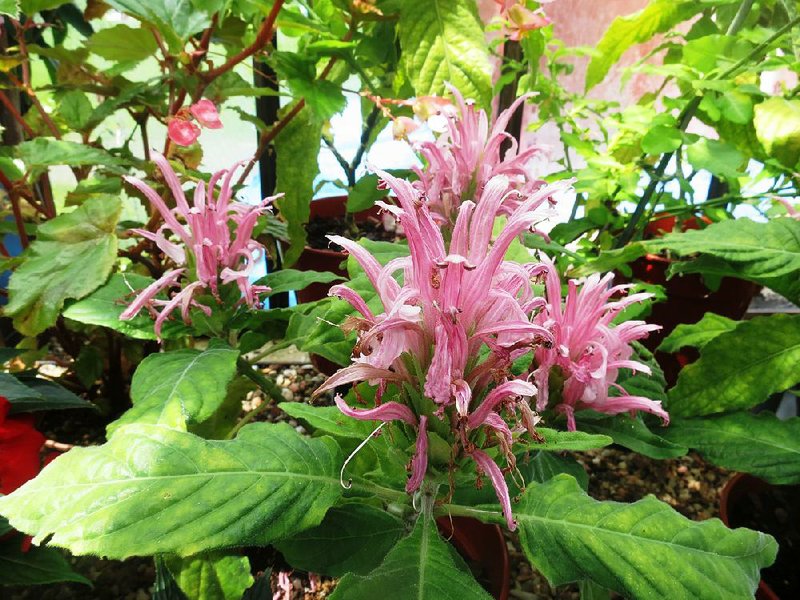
xmin=1 ymin=374 xmax=95 ymax=414
xmin=669 ymin=314 xmax=800 ymax=417
xmin=86 ymin=24 xmax=160 ymax=62
xmin=657 ymin=313 xmax=737 ymax=353
xmin=4 ymin=196 xmax=121 ymax=336
xmin=275 ymin=503 xmax=405 ymax=577
xmin=533 ymin=428 xmax=612 ymax=452
xmin=467 ymin=475 xmax=776 ymax=599
xmin=330 ymin=514 xmax=492 ymax=600
xmin=397 ymin=0 xmax=492 ymax=108
xmin=107 ymin=345 xmax=239 ymax=435
xmin=585 ymin=0 xmax=701 ymax=91
xmin=576 ymin=412 xmax=687 ymax=459
xmin=0 ymin=423 xmax=342 ymax=558
xmin=663 ymin=413 xmax=800 ymax=485
xmin=753 ymin=97 xmax=800 ymax=169
xmin=685 ymin=138 xmax=746 ymax=178
xmin=63 ymin=272 xmax=191 ymax=340
xmin=280 ymin=402 xmax=377 ymax=439
xmin=105 ymin=0 xmax=212 ymax=49
xmin=274 ymin=105 xmax=320 ymax=267
xmin=14 ymin=139 xmax=123 ymax=173
xmin=259 ymin=269 xmax=343 ymax=296
xmin=165 ymin=552 xmax=253 ymax=600
xmin=0 ymin=0 xmax=18 ymax=18
xmin=0 ymin=535 xmax=89 ymax=586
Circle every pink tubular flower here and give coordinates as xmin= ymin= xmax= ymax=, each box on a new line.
xmin=167 ymin=119 xmax=201 ymax=146
xmin=121 ymin=153 xmax=278 ymax=337
xmin=531 ymin=258 xmax=669 ymax=431
xmin=190 ymin=99 xmax=223 ymax=129
xmin=411 ymin=85 xmax=551 ymax=224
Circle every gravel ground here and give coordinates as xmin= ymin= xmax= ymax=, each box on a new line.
xmin=10 ymin=364 xmax=731 ymax=600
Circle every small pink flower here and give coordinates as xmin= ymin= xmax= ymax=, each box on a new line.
xmin=392 ymin=116 xmax=420 ymax=140
xmin=167 ymin=118 xmax=200 ymax=146
xmin=190 ymin=99 xmax=223 ymax=129
xmin=504 ymin=4 xmax=551 ymax=41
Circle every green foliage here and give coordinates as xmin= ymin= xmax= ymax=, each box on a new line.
xmin=525 ymin=451 xmax=589 ymax=490
xmin=576 ymin=412 xmax=687 ymax=460
xmin=86 ymin=24 xmax=160 ymax=62
xmin=165 ymin=552 xmax=253 ymax=600
xmin=0 ymin=372 xmax=94 ymax=413
xmin=0 ymin=423 xmax=343 ymax=558
xmin=658 ymin=313 xmax=737 ymax=353
xmin=275 ymin=503 xmax=406 ymax=577
xmin=664 ymin=412 xmax=800 ymax=485
xmin=274 ymin=106 xmax=321 ymax=267
xmin=0 ymin=535 xmax=89 ymax=586
xmin=4 ymin=196 xmax=121 ymax=336
xmin=585 ymin=0 xmax=702 ymax=91
xmin=280 ymin=402 xmax=377 ymax=439
xmin=107 ymin=344 xmax=239 ymax=435
xmin=533 ymin=428 xmax=612 ymax=452
xmin=330 ymin=514 xmax=491 ymax=600
xmin=12 ymin=139 xmax=124 ymax=174
xmin=105 ymin=0 xmax=212 ymax=49
xmin=685 ymin=139 xmax=746 ymax=179
xmin=0 ymin=0 xmax=18 ymax=18
xmin=398 ymin=0 xmax=492 ymax=108
xmin=477 ymin=475 xmax=776 ymax=599
xmin=259 ymin=269 xmax=343 ymax=296
xmin=669 ymin=314 xmax=800 ymax=417
xmin=753 ymin=97 xmax=800 ymax=169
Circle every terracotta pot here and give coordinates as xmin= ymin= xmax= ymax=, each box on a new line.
xmin=631 ymin=215 xmax=760 ymax=384
xmin=720 ymin=473 xmax=799 ymax=600
xmin=288 ymin=195 xmax=384 ymax=305
xmin=436 ymin=516 xmax=510 ymax=600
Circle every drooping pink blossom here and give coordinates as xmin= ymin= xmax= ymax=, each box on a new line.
xmin=121 ymin=153 xmax=277 ymax=337
xmin=190 ymin=99 xmax=223 ymax=129
xmin=167 ymin=119 xmax=201 ymax=146
xmin=531 ymin=258 xmax=669 ymax=431
xmin=503 ymin=3 xmax=551 ymax=41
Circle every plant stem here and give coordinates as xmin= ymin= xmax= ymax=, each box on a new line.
xmin=726 ymin=0 xmax=755 ymax=36
xmin=0 ymin=90 xmax=35 ymax=138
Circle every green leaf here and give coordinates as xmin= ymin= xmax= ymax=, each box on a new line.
xmin=685 ymin=138 xmax=746 ymax=178
xmin=658 ymin=312 xmax=737 ymax=353
xmin=586 ymin=0 xmax=701 ymax=91
xmin=650 ymin=217 xmax=800 ymax=283
xmin=533 ymin=428 xmax=613 ymax=452
xmin=397 ymin=0 xmax=493 ymax=108
xmin=4 ymin=375 xmax=95 ymax=414
xmin=105 ymin=0 xmax=212 ymax=49
xmin=14 ymin=139 xmax=123 ymax=173
xmin=330 ymin=514 xmax=492 ymax=600
xmin=640 ymin=125 xmax=682 ymax=155
xmin=669 ymin=314 xmax=800 ymax=417
xmin=753 ymin=97 xmax=800 ymax=169
xmin=477 ymin=475 xmax=776 ymax=599
xmin=611 ymin=341 xmax=667 ymax=402
xmin=576 ymin=412 xmax=687 ymax=459
xmin=63 ymin=272 xmax=191 ymax=340
xmin=107 ymin=345 xmax=239 ymax=435
xmin=347 ymin=174 xmax=384 ymax=213
xmin=0 ymin=423 xmax=343 ymax=558
xmin=58 ymin=91 xmax=93 ymax=131
xmin=261 ymin=269 xmax=343 ymax=296
xmin=166 ymin=552 xmax=253 ymax=600
xmin=86 ymin=24 xmax=159 ymax=62
xmin=155 ymin=555 xmax=189 ymax=600
xmin=19 ymin=0 xmax=68 ymax=12
xmin=718 ymin=90 xmax=753 ymax=125
xmin=524 ymin=451 xmax=588 ymax=491
xmin=663 ymin=412 xmax=800 ymax=485
xmin=0 ymin=0 xmax=19 ymax=17
xmin=275 ymin=503 xmax=405 ymax=577
xmin=274 ymin=105 xmax=321 ymax=267
xmin=4 ymin=196 xmax=121 ymax=336
xmin=0 ymin=535 xmax=89 ymax=586
xmin=280 ymin=402 xmax=376 ymax=439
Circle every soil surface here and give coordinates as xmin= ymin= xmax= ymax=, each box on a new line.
xmin=9 ymin=364 xmax=734 ymax=600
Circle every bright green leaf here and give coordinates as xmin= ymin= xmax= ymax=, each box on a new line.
xmin=0 ymin=0 xmax=18 ymax=17
xmin=663 ymin=412 xmax=800 ymax=485
xmin=0 ymin=423 xmax=343 ymax=558
xmin=105 ymin=0 xmax=211 ymax=49
xmin=330 ymin=514 xmax=491 ymax=599
xmin=685 ymin=138 xmax=746 ymax=178
xmin=107 ymin=345 xmax=239 ymax=435
xmin=86 ymin=24 xmax=159 ymax=62
xmin=718 ymin=90 xmax=753 ymax=125
xmin=276 ymin=503 xmax=405 ymax=577
xmin=280 ymin=402 xmax=376 ymax=439
xmin=274 ymin=105 xmax=320 ymax=267
xmin=166 ymin=552 xmax=253 ymax=600
xmin=658 ymin=312 xmax=737 ymax=353
xmin=4 ymin=196 xmax=121 ymax=336
xmin=753 ymin=97 xmax=800 ymax=169
xmin=473 ymin=475 xmax=776 ymax=599
xmin=398 ymin=0 xmax=493 ymax=108
xmin=669 ymin=314 xmax=800 ymax=417
xmin=525 ymin=451 xmax=589 ymax=490
xmin=640 ymin=125 xmax=682 ymax=155
xmin=533 ymin=428 xmax=613 ymax=452
xmin=14 ymin=138 xmax=124 ymax=173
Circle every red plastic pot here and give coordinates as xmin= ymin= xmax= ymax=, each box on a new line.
xmin=631 ymin=215 xmax=760 ymax=384
xmin=436 ymin=516 xmax=510 ymax=600
xmin=720 ymin=474 xmax=781 ymax=600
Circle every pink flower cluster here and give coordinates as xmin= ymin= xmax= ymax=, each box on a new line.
xmin=532 ymin=259 xmax=669 ymax=431
xmin=120 ymin=153 xmax=276 ymax=337
xmin=168 ymin=99 xmax=223 ymax=147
